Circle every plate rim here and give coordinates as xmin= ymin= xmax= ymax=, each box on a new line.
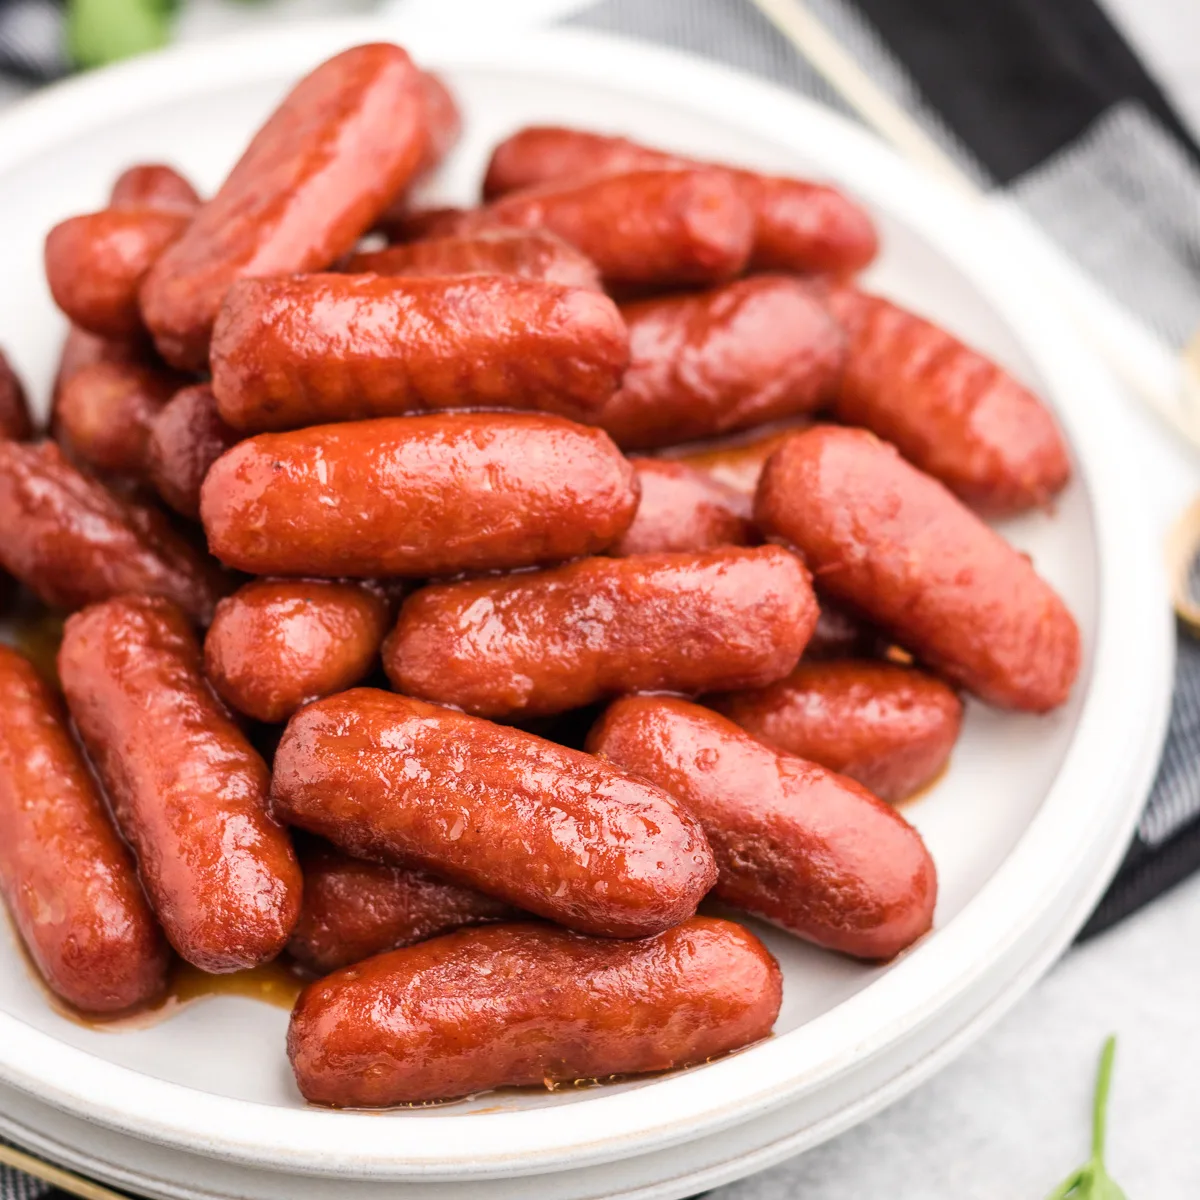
xmin=0 ymin=17 xmax=1174 ymax=1179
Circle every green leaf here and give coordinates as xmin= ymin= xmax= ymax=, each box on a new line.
xmin=1044 ymin=1036 xmax=1129 ymax=1199
xmin=66 ymin=0 xmax=173 ymax=69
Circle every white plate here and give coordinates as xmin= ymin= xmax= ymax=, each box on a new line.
xmin=0 ymin=18 xmax=1173 ymax=1188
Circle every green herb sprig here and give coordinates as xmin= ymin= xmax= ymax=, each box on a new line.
xmin=67 ymin=0 xmax=268 ymax=70
xmin=1045 ymin=1036 xmax=1128 ymax=1199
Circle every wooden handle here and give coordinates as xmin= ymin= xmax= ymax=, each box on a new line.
xmin=0 ymin=1139 xmax=131 ymax=1200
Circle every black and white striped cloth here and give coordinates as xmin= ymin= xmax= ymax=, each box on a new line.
xmin=2 ymin=0 xmax=1200 ymax=1196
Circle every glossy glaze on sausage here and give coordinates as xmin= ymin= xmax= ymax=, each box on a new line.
xmin=596 ymin=276 xmax=843 ymax=449
xmin=51 ymin=326 xmax=147 ymax=412
xmin=588 ymin=695 xmax=937 ymax=958
xmin=145 ymin=384 xmax=239 ymax=519
xmin=712 ymin=660 xmax=963 ymax=803
xmin=459 ymin=168 xmax=755 ymax=289
xmin=0 ymin=646 xmax=170 ymax=1012
xmin=45 ymin=208 xmax=190 ymax=340
xmin=54 ymin=361 xmax=183 ymax=476
xmin=612 ymin=459 xmax=752 ymax=556
xmin=826 ymin=288 xmax=1071 ymax=516
xmin=139 ymin=43 xmax=429 ymax=370
xmin=201 ymin=412 xmax=638 ymax=577
xmin=209 ymin=273 xmax=629 ymax=432
xmin=0 ymin=440 xmax=227 ymax=621
xmin=288 ymin=917 xmax=780 ymax=1106
xmin=754 ymin=426 xmax=1081 ymax=711
xmin=0 ymin=348 xmax=33 ymax=441
xmin=481 ymin=125 xmax=878 ymax=274
xmin=59 ymin=596 xmax=302 ymax=972
xmin=204 ymin=579 xmax=390 ymax=723
xmin=287 ymin=841 xmax=515 ymax=974
xmin=109 ymin=163 xmax=201 ymax=214
xmin=664 ymin=418 xmax=814 ymax=499
xmin=384 ymin=545 xmax=817 ymax=719
xmin=345 ymin=228 xmax=602 ymax=291
xmin=272 ymin=688 xmax=715 ymax=938
xmin=415 ymin=70 xmax=461 ymax=177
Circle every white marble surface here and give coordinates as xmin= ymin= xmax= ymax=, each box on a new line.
xmin=2 ymin=2 xmax=1198 ymax=1195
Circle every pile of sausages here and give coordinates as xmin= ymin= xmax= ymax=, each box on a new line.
xmin=0 ymin=41 xmax=1081 ymax=1110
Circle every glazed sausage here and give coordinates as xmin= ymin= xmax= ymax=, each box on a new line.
xmin=287 ymin=841 xmax=515 ymax=974
xmin=51 ymin=326 xmax=146 ymax=410
xmin=201 ymin=412 xmax=638 ymax=577
xmin=588 ymin=695 xmax=937 ymax=958
xmin=665 ymin=418 xmax=814 ymax=499
xmin=54 ymin=361 xmax=183 ymax=476
xmin=45 ymin=209 xmax=190 ymax=340
xmin=109 ymin=164 xmax=201 ymax=214
xmin=755 ymin=426 xmax=1081 ymax=711
xmin=209 ymin=274 xmax=629 ymax=432
xmin=482 ymin=125 xmax=878 ymax=274
xmin=59 ymin=596 xmax=302 ymax=972
xmin=369 ymin=72 xmax=462 ymax=234
xmin=375 ymin=204 xmax=467 ymax=243
xmin=459 ymin=168 xmax=755 ymax=289
xmin=345 ymin=228 xmax=602 ymax=291
xmin=711 ymin=661 xmax=963 ymax=803
xmin=145 ymin=384 xmax=239 ymax=519
xmin=139 ymin=43 xmax=429 ymax=370
xmin=288 ymin=917 xmax=779 ymax=1106
xmin=0 ymin=646 xmax=170 ymax=1013
xmin=204 ymin=579 xmax=390 ymax=723
xmin=415 ymin=71 xmax=461 ymax=176
xmin=0 ymin=348 xmax=33 ymax=441
xmin=826 ymin=288 xmax=1071 ymax=516
xmin=613 ymin=459 xmax=752 ymax=556
xmin=271 ymin=688 xmax=716 ymax=938
xmin=384 ymin=545 xmax=817 ymax=719
xmin=0 ymin=440 xmax=227 ymax=621
xmin=596 ymin=276 xmax=843 ymax=449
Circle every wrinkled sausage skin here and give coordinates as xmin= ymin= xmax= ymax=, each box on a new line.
xmin=209 ymin=273 xmax=629 ymax=432
xmin=287 ymin=841 xmax=515 ymax=974
xmin=287 ymin=917 xmax=781 ymax=1107
xmin=481 ymin=125 xmax=878 ymax=274
xmin=204 ymin=579 xmax=390 ymax=723
xmin=345 ymin=228 xmax=602 ymax=291
xmin=596 ymin=276 xmax=843 ymax=449
xmin=59 ymin=596 xmax=302 ymax=973
xmin=0 ymin=646 xmax=170 ymax=1013
xmin=613 ymin=459 xmax=752 ymax=556
xmin=384 ymin=545 xmax=818 ymax=719
xmin=271 ymin=688 xmax=716 ymax=939
xmin=145 ymin=384 xmax=239 ymax=520
xmin=588 ymin=695 xmax=937 ymax=959
xmin=0 ymin=440 xmax=227 ymax=621
xmin=139 ymin=43 xmax=430 ymax=370
xmin=201 ymin=412 xmax=638 ymax=578
xmin=826 ymin=288 xmax=1071 ymax=516
xmin=754 ymin=426 xmax=1081 ymax=711
xmin=712 ymin=660 xmax=963 ymax=803
xmin=459 ymin=168 xmax=755 ymax=290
